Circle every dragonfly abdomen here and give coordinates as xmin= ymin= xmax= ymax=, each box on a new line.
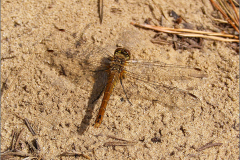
xmin=94 ymin=72 xmax=121 ymax=128
xmin=94 ymin=48 xmax=129 ymax=128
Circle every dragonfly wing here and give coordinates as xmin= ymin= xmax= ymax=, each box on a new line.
xmin=125 ymin=60 xmax=207 ymax=82
xmin=43 ymin=43 xmax=112 ymax=92
xmin=120 ymin=66 xmax=204 ymax=110
xmin=74 ymin=43 xmax=113 ymax=70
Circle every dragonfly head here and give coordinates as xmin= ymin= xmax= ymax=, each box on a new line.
xmin=114 ymin=48 xmax=131 ymax=60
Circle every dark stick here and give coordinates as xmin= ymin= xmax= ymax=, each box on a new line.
xmin=196 ymin=142 xmax=223 ymax=152
xmin=24 ymin=118 xmax=36 ymax=136
xmin=98 ymin=0 xmax=103 ymax=24
xmin=14 ymin=129 xmax=25 ymax=150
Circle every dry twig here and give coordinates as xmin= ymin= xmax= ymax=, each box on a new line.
xmin=24 ymin=118 xmax=36 ymax=136
xmin=106 ymin=135 xmax=131 ymax=141
xmin=14 ymin=129 xmax=25 ymax=150
xmin=94 ymin=134 xmax=138 ymax=147
xmin=98 ymin=0 xmax=103 ymax=24
xmin=196 ymin=141 xmax=223 ymax=151
xmin=210 ymin=0 xmax=239 ymax=32
xmin=1 ymin=129 xmax=35 ymax=158
xmin=104 ymin=141 xmax=137 ymax=146
xmin=131 ymin=22 xmax=239 ymax=42
xmin=1 ymin=151 xmax=33 ymax=157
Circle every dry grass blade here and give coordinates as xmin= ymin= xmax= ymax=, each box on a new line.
xmin=24 ymin=118 xmax=36 ymax=136
xmin=131 ymin=22 xmax=239 ymax=42
xmin=95 ymin=134 xmax=135 ymax=142
xmin=106 ymin=135 xmax=132 ymax=141
xmin=95 ymin=134 xmax=138 ymax=147
xmin=98 ymin=0 xmax=103 ymax=24
xmin=178 ymin=33 xmax=238 ymax=42
xmin=218 ymin=0 xmax=239 ymax=26
xmin=210 ymin=0 xmax=239 ymax=32
xmin=10 ymin=130 xmax=17 ymax=151
xmin=196 ymin=142 xmax=223 ymax=151
xmin=232 ymin=0 xmax=239 ymax=6
xmin=229 ymin=0 xmax=239 ymax=23
xmin=104 ymin=141 xmax=137 ymax=146
xmin=1 ymin=151 xmax=33 ymax=157
xmin=1 ymin=129 xmax=40 ymax=159
xmin=22 ymin=157 xmax=38 ymax=160
xmin=14 ymin=129 xmax=25 ymax=150
xmin=211 ymin=18 xmax=228 ymax=23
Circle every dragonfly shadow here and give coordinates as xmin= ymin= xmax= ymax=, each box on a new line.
xmin=44 ymin=48 xmax=110 ymax=135
xmin=77 ymin=61 xmax=108 ymax=135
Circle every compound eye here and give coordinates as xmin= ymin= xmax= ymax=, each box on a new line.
xmin=114 ymin=48 xmax=122 ymax=55
xmin=125 ymin=49 xmax=130 ymax=54
xmin=123 ymin=49 xmax=130 ymax=59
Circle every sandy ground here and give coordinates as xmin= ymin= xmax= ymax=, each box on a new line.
xmin=1 ymin=0 xmax=239 ymax=159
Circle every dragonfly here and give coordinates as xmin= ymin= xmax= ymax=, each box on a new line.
xmin=44 ymin=43 xmax=207 ymax=128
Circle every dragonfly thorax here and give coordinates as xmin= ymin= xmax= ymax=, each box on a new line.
xmin=109 ymin=57 xmax=126 ymax=73
xmin=108 ymin=48 xmax=130 ymax=73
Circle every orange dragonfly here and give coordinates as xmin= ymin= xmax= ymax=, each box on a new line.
xmin=45 ymin=44 xmax=206 ymax=128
